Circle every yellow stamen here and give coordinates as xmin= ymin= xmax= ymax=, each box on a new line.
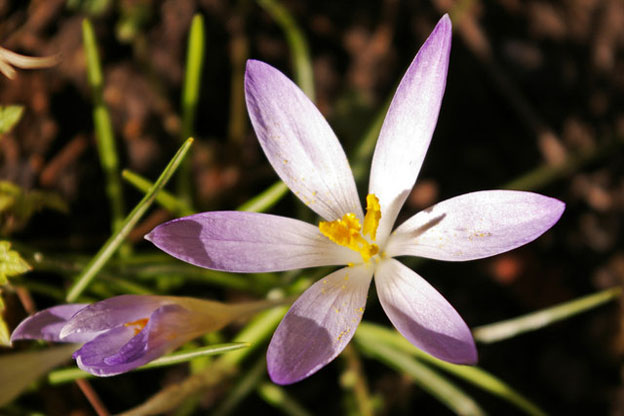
xmin=318 ymin=193 xmax=381 ymax=262
xmin=363 ymin=194 xmax=381 ymax=240
xmin=124 ymin=318 xmax=149 ymax=336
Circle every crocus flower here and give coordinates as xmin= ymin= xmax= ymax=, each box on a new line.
xmin=11 ymin=295 xmax=275 ymax=376
xmin=146 ymin=15 xmax=565 ymax=385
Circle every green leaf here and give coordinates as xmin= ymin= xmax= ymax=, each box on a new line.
xmin=0 ymin=241 xmax=31 ymax=284
xmin=0 ymin=105 xmax=24 ymax=135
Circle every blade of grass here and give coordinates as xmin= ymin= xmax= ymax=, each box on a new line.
xmin=238 ymin=180 xmax=289 ymax=212
xmin=123 ymin=169 xmax=194 ymax=216
xmin=257 ymin=383 xmax=314 ymax=416
xmin=177 ymin=14 xmax=205 ymax=207
xmin=66 ymin=138 xmax=194 ymax=302
xmin=212 ymin=356 xmax=266 ymax=416
xmin=473 ymin=286 xmax=622 ymax=344
xmin=47 ymin=342 xmax=249 ymax=384
xmin=256 ymin=0 xmax=314 ymax=100
xmin=356 ymin=336 xmax=486 ymax=416
xmin=82 ymin=19 xmax=127 ymax=253
xmin=357 ymin=322 xmax=547 ymax=416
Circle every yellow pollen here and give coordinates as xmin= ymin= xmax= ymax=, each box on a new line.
xmin=363 ymin=194 xmax=381 ymax=240
xmin=318 ymin=193 xmax=381 ymax=262
xmin=124 ymin=318 xmax=149 ymax=336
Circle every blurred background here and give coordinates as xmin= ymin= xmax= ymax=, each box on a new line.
xmin=1 ymin=0 xmax=623 ymax=414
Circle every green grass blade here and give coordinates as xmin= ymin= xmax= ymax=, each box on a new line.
xmin=177 ymin=13 xmax=205 ymax=206
xmin=357 ymin=322 xmax=547 ymax=416
xmin=257 ymin=383 xmax=314 ymax=416
xmin=47 ymin=342 xmax=249 ymax=384
xmin=473 ymin=286 xmax=622 ymax=344
xmin=237 ymin=181 xmax=289 ymax=213
xmin=219 ymin=305 xmax=289 ymax=367
xmin=356 ymin=334 xmax=486 ymax=416
xmin=256 ymin=0 xmax=314 ymax=100
xmin=212 ymin=357 xmax=267 ymax=416
xmin=123 ymin=169 xmax=195 ymax=216
xmin=66 ymin=138 xmax=194 ymax=302
xmin=82 ymin=19 xmax=126 ymax=243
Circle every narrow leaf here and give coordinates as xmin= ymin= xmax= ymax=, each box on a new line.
xmin=473 ymin=287 xmax=622 ymax=343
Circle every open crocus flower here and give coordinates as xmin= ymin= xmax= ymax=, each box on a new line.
xmin=11 ymin=295 xmax=274 ymax=376
xmin=146 ymin=14 xmax=565 ymax=384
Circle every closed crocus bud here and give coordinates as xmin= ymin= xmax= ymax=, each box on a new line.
xmin=11 ymin=295 xmax=278 ymax=376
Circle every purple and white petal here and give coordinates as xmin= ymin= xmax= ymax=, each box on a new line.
xmin=146 ymin=211 xmax=360 ymax=273
xmin=10 ymin=304 xmax=89 ymax=343
xmin=60 ymin=295 xmax=172 ymax=340
xmin=385 ymin=190 xmax=565 ymax=261
xmin=374 ymin=258 xmax=477 ymax=364
xmin=369 ymin=15 xmax=452 ymax=243
xmin=267 ymin=265 xmax=373 ymax=384
xmin=245 ymin=60 xmax=363 ymax=222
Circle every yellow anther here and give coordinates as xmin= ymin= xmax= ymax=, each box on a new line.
xmin=124 ymin=318 xmax=149 ymax=336
xmin=318 ymin=193 xmax=382 ymax=262
xmin=363 ymin=194 xmax=381 ymax=241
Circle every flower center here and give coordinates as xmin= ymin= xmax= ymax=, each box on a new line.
xmin=124 ymin=318 xmax=149 ymax=336
xmin=319 ymin=194 xmax=381 ymax=262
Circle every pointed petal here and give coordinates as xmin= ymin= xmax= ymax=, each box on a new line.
xmin=267 ymin=265 xmax=373 ymax=384
xmin=146 ymin=211 xmax=360 ymax=272
xmin=369 ymin=15 xmax=452 ymax=242
xmin=386 ymin=190 xmax=565 ymax=261
xmin=375 ymin=258 xmax=477 ymax=364
xmin=60 ymin=295 xmax=171 ymax=340
xmin=10 ymin=304 xmax=90 ymax=343
xmin=245 ymin=60 xmax=363 ymax=221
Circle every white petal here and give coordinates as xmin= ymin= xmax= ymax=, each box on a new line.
xmin=267 ymin=265 xmax=373 ymax=384
xmin=369 ymin=15 xmax=452 ymax=242
xmin=374 ymin=258 xmax=476 ymax=364
xmin=386 ymin=190 xmax=565 ymax=261
xmin=245 ymin=60 xmax=363 ymax=221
